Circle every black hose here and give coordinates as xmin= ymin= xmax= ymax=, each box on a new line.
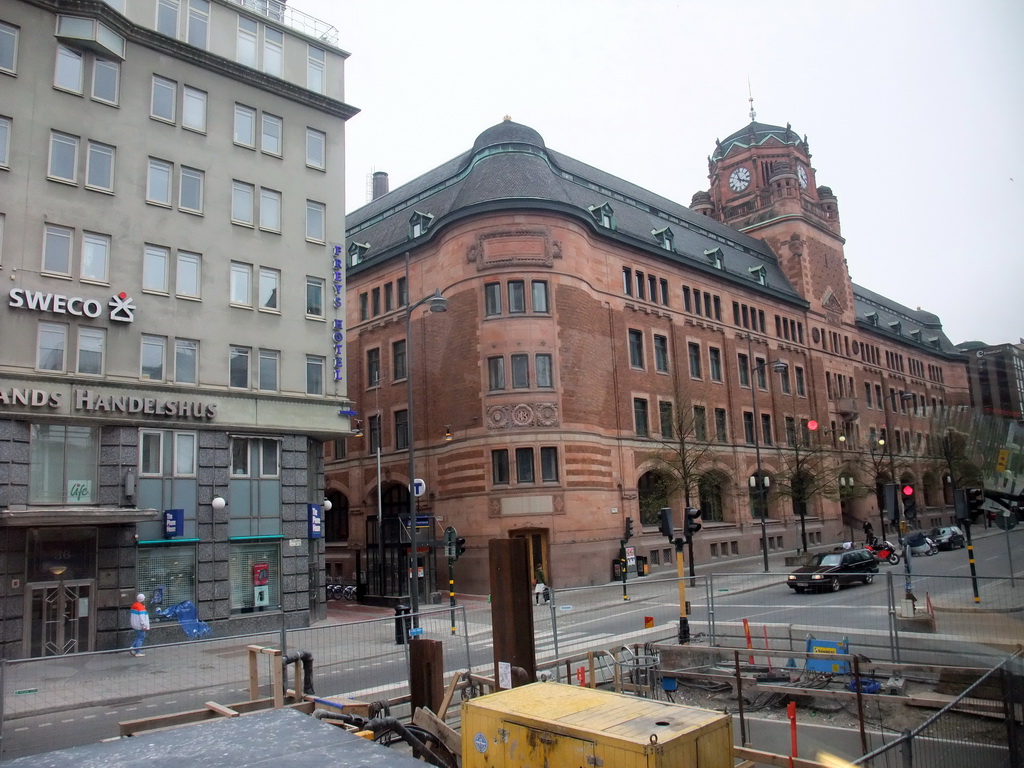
xmin=363 ymin=716 xmax=457 ymax=768
xmin=282 ymin=650 xmax=315 ymax=695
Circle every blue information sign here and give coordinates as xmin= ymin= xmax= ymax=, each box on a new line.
xmin=308 ymin=504 xmax=323 ymax=539
xmin=164 ymin=509 xmax=184 ymax=538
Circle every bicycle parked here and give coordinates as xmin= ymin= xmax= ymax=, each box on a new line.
xmin=326 ymin=578 xmax=357 ymax=601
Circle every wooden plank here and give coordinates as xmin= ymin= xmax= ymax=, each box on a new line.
xmin=204 ymin=701 xmax=240 ymax=717
xmin=753 ymin=682 xmax=904 ymax=702
xmin=437 ymin=670 xmax=466 ymax=722
xmin=272 ymin=654 xmax=284 ymax=708
xmin=413 ymin=706 xmax=462 ymax=758
xmin=733 ymin=746 xmax=833 ymax=768
xmin=248 ymin=646 xmax=260 ymax=700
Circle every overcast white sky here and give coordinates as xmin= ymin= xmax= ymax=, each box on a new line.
xmin=297 ymin=0 xmax=1024 ymax=347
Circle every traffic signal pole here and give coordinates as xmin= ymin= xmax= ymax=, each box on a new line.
xmin=674 ymin=536 xmax=688 ymax=644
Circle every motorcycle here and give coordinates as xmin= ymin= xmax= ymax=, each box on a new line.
xmin=864 ymin=539 xmax=901 ymax=565
xmin=905 ymin=531 xmax=938 ymax=556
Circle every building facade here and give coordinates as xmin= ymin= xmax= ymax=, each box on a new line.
xmin=0 ymin=0 xmax=356 ymax=657
xmin=325 ymin=118 xmax=970 ymax=599
xmin=956 ymin=341 xmax=1024 ymax=421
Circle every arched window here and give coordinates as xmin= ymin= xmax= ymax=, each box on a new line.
xmin=324 ymin=490 xmax=348 ymax=542
xmin=698 ymin=472 xmax=726 ymax=522
xmin=637 ymin=471 xmax=672 ymax=527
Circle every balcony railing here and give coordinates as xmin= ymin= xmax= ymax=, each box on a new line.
xmin=231 ymin=0 xmax=339 ymax=46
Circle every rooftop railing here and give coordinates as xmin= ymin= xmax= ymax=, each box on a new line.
xmin=231 ymin=0 xmax=339 ymax=46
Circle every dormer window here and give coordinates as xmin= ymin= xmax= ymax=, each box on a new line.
xmin=748 ymin=264 xmax=767 ymax=286
xmin=652 ymin=227 xmax=674 ymax=252
xmin=704 ymin=247 xmax=724 ymax=270
xmin=865 ymin=312 xmax=879 ymax=326
xmin=588 ymin=202 xmax=614 ymax=230
xmin=911 ymin=329 xmax=922 ymax=342
xmin=928 ymin=337 xmax=941 ymax=349
xmin=889 ymin=320 xmax=902 ymax=335
xmin=348 ymin=241 xmax=370 ymax=266
xmin=409 ymin=210 xmax=434 ymax=239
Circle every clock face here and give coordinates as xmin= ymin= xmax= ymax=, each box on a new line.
xmin=728 ymin=167 xmax=751 ymax=192
xmin=797 ymin=165 xmax=808 ymax=189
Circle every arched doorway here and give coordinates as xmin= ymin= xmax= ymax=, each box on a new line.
xmin=366 ymin=483 xmax=412 ymax=599
xmin=698 ymin=472 xmax=727 ymax=522
xmin=637 ymin=471 xmax=672 ymax=527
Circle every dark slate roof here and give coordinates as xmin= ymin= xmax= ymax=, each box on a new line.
xmin=853 ymin=283 xmax=962 ymax=359
xmin=711 ymin=121 xmax=808 ymax=162
xmin=346 ymin=120 xmax=807 ymax=307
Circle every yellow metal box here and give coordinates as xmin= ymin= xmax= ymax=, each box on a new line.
xmin=461 ymin=682 xmax=733 ymax=767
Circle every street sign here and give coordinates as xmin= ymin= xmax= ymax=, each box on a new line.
xmin=996 ymin=449 xmax=1010 ymax=473
xmin=412 ymin=478 xmax=426 ymax=497
xmin=444 ymin=525 xmax=457 ymax=559
xmin=995 ymin=510 xmax=1019 ymax=531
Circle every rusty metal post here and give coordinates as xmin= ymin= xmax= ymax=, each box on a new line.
xmin=409 ymin=638 xmax=444 ymax=715
xmin=734 ymin=650 xmax=747 ymax=746
xmin=489 ymin=538 xmax=536 ymax=684
xmin=854 ymin=655 xmax=868 ymax=755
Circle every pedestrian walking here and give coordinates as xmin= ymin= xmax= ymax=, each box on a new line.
xmin=129 ymin=593 xmax=150 ymax=657
xmin=863 ymin=520 xmax=875 ymax=546
xmin=533 ymin=565 xmax=549 ymax=605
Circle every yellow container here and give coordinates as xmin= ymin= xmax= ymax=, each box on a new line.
xmin=461 ymin=682 xmax=733 ymax=767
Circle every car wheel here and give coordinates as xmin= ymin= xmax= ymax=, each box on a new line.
xmin=830 ymin=577 xmax=841 ymax=592
xmin=863 ymin=574 xmax=874 ymax=584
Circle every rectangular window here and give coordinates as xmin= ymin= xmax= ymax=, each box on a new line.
xmin=259 ymin=188 xmax=281 ymax=231
xmin=508 ymin=280 xmax=526 ymax=313
xmin=91 ymin=58 xmax=119 ymax=105
xmin=367 ymin=415 xmax=381 ymax=453
xmin=182 ymin=86 xmax=207 ymax=132
xmin=761 ymin=414 xmax=773 ymax=446
xmin=176 ymin=251 xmax=201 ymax=298
xmin=306 ymin=128 xmax=326 ymax=169
xmin=147 ymin=158 xmax=172 ymax=205
xmin=0 ymin=116 xmax=10 ymax=168
xmin=306 ymin=277 xmax=324 ymax=317
xmin=780 ymin=366 xmax=791 ymax=394
xmin=709 ymin=347 xmax=722 ymax=382
xmin=785 ymin=416 xmax=796 ymax=446
xmin=234 ymin=104 xmax=255 ymax=146
xmin=796 ymin=366 xmax=806 ymax=396
xmin=755 ymin=357 xmax=767 ymax=389
xmin=140 ymin=430 xmax=163 ymax=476
xmin=140 ymin=335 xmax=166 ymax=381
xmin=511 ymin=353 xmax=529 ymax=388
xmin=634 ymin=398 xmax=649 ymax=437
xmin=536 ymin=353 xmax=553 ymax=388
xmin=541 ymin=447 xmax=559 ymax=482
xmin=371 ymin=287 xmax=380 ymax=316
xmin=660 ymin=278 xmax=669 ymax=306
xmin=80 ymin=232 xmax=109 ymax=282
xmin=30 ymin=424 xmax=98 ymax=504
xmin=306 ymin=200 xmax=325 ymax=241
xmin=261 ymin=114 xmax=282 ymax=155
xmin=392 ymin=339 xmax=407 ymax=381
xmin=384 ymin=283 xmax=393 ymax=312
xmin=179 ymin=166 xmax=204 ymax=212
xmin=229 ymin=346 xmax=250 ymax=388
xmin=307 ymin=45 xmax=325 ymax=93
xmin=487 ymin=356 xmax=505 ymax=390
xmin=623 ymin=267 xmax=632 ymax=296
xmin=231 ymin=181 xmax=255 ymax=225
xmin=230 ymin=541 xmax=280 ymax=614
xmin=186 ymin=0 xmax=209 ymax=49
xmin=85 ymin=141 xmax=114 ymax=191
xmin=0 ymin=21 xmax=18 ymax=74
xmin=37 ymin=322 xmax=67 ymax=371
xmin=635 ymin=272 xmax=645 ymax=300
xmin=743 ymin=411 xmax=755 ymax=444
xmin=628 ymin=329 xmax=644 ymax=368
xmin=366 ymin=348 xmax=380 ymax=387
xmin=397 ymin=277 xmax=408 ymax=307
xmin=258 ymin=349 xmax=278 ymax=391
xmin=484 ymin=283 xmax=501 ymax=316
xmin=515 ymin=447 xmax=535 ymax=483
xmin=156 ymin=0 xmax=179 ymax=37
xmin=175 ymin=338 xmax=198 ymax=384
xmin=306 ymin=355 xmax=324 ymax=395
xmin=531 ymin=280 xmax=549 ymax=313
xmin=694 ymin=405 xmax=707 ymax=441
xmin=715 ymin=408 xmax=728 ymax=443
xmin=236 ymin=15 xmax=258 ymax=67
xmin=143 ymin=244 xmax=169 ymax=292
xmin=75 ymin=327 xmax=103 ymax=376
xmin=138 ymin=545 xmax=196 ymax=614
xmin=395 ymin=409 xmax=409 ymax=450
xmin=48 ymin=131 xmax=78 ymax=182
xmin=688 ymin=342 xmax=702 ymax=378
xmin=43 ymin=224 xmax=73 ymax=275
xmin=492 ymin=449 xmax=509 ymax=485
xmin=654 ymin=335 xmax=668 ymax=373
xmin=230 ymin=262 xmax=252 ymax=305
xmin=359 ymin=293 xmax=368 ymax=321
xmin=660 ymin=401 xmax=674 ymax=438
xmin=151 ymin=75 xmax=176 ymax=121
xmin=264 ymin=27 xmax=283 ymax=77
xmin=54 ymin=45 xmax=83 ymax=93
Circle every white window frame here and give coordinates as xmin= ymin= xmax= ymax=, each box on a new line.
xmin=0 ymin=116 xmax=10 ymax=168
xmin=305 ymin=128 xmax=326 ymax=170
xmin=37 ymin=322 xmax=68 ymax=372
xmin=76 ymin=326 xmax=105 ymax=375
xmin=54 ymin=44 xmax=83 ymax=94
xmin=173 ymin=432 xmax=197 ymax=476
xmin=0 ymin=21 xmax=18 ymax=75
xmin=176 ymin=251 xmax=201 ymax=298
xmin=259 ymin=267 xmax=280 ymax=311
xmin=150 ymin=75 xmax=177 ymax=122
xmin=156 ymin=0 xmax=180 ymax=37
xmin=147 ymin=158 xmax=172 ymax=206
xmin=140 ymin=334 xmax=167 ymax=381
xmin=90 ymin=58 xmax=119 ymax=105
xmin=259 ymin=188 xmax=281 ymax=232
xmin=229 ymin=345 xmax=250 ymax=389
xmin=305 ymin=276 xmax=324 ymax=318
xmin=230 ymin=262 xmax=252 ymax=306
xmin=174 ymin=338 xmax=198 ymax=384
xmin=85 ymin=140 xmax=115 ymax=192
xmin=236 ymin=15 xmax=258 ymax=67
xmin=139 ymin=430 xmax=163 ymax=476
xmin=307 ymin=45 xmax=325 ymax=94
xmin=306 ymin=355 xmax=324 ymax=395
xmin=231 ymin=180 xmax=254 ymax=225
xmin=263 ymin=26 xmax=283 ymax=77
xmin=179 ymin=165 xmax=204 ymax=213
xmin=186 ymin=0 xmax=209 ymax=49
xmin=233 ymin=104 xmax=256 ymax=147
xmin=258 ymin=348 xmax=279 ymax=392
xmin=80 ymin=231 xmax=109 ymax=282
xmin=48 ymin=131 xmax=79 ymax=183
xmin=143 ymin=244 xmax=169 ymax=293
xmin=261 ymin=113 xmax=282 ymax=156
xmin=305 ymin=200 xmax=325 ymax=242
xmin=42 ymin=224 xmax=73 ymax=276
xmin=182 ymin=86 xmax=207 ymax=132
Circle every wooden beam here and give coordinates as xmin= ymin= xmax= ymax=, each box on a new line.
xmin=733 ymin=746 xmax=834 ymax=768
xmin=413 ymin=706 xmax=462 ymax=759
xmin=437 ymin=670 xmax=466 ymax=722
xmin=204 ymin=701 xmax=240 ymax=717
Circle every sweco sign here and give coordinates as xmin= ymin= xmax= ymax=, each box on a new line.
xmin=9 ymin=289 xmax=136 ymax=323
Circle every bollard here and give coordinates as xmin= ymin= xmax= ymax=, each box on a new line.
xmin=394 ymin=604 xmax=411 ymax=645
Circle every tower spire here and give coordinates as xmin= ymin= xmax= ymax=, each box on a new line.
xmin=747 ymin=77 xmax=756 ymax=122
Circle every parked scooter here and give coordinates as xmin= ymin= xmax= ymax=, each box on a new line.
xmin=864 ymin=539 xmax=901 ymax=565
xmin=905 ymin=530 xmax=938 ymax=556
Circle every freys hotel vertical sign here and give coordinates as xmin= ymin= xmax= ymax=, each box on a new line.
xmin=332 ymin=245 xmax=345 ymax=387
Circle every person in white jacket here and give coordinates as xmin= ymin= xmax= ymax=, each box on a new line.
xmin=129 ymin=593 xmax=150 ymax=657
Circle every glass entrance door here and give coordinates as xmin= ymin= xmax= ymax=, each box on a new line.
xmin=26 ymin=581 xmax=94 ymax=657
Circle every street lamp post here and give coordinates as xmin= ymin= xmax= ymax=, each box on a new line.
xmin=405 ymin=280 xmax=448 ymax=623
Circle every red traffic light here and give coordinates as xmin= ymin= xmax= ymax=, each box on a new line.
xmin=902 ymin=485 xmax=914 ymax=496
xmin=807 ymin=420 xmax=818 ymax=431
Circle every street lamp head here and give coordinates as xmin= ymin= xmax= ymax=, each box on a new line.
xmin=426 ymin=289 xmax=448 ymax=313
xmin=838 ymin=434 xmax=846 ymax=442
xmin=877 ymin=439 xmax=885 ymax=447
xmin=323 ymin=498 xmax=332 ymax=512
xmin=770 ymin=361 xmax=788 ymax=373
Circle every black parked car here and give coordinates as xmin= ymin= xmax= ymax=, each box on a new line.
xmin=929 ymin=526 xmax=965 ymax=550
xmin=787 ymin=549 xmax=879 ymax=593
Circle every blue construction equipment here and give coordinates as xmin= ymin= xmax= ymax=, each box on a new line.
xmin=804 ymin=634 xmax=850 ymax=674
xmin=155 ymin=601 xmax=212 ymax=638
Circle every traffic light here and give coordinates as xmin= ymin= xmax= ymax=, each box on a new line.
xmin=966 ymin=488 xmax=985 ymax=520
xmin=684 ymin=507 xmax=702 ymax=539
xmin=624 ymin=516 xmax=635 ymax=542
xmin=455 ymin=537 xmax=467 ymax=560
xmin=884 ymin=483 xmax=900 ymax=523
xmin=658 ymin=507 xmax=674 ymax=540
xmin=901 ymin=485 xmax=917 ymax=519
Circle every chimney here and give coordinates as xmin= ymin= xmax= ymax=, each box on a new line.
xmin=372 ymin=171 xmax=389 ymax=200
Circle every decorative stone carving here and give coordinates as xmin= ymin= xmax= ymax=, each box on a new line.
xmin=486 ymin=403 xmax=560 ymax=430
xmin=467 ymin=228 xmax=556 ymax=270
